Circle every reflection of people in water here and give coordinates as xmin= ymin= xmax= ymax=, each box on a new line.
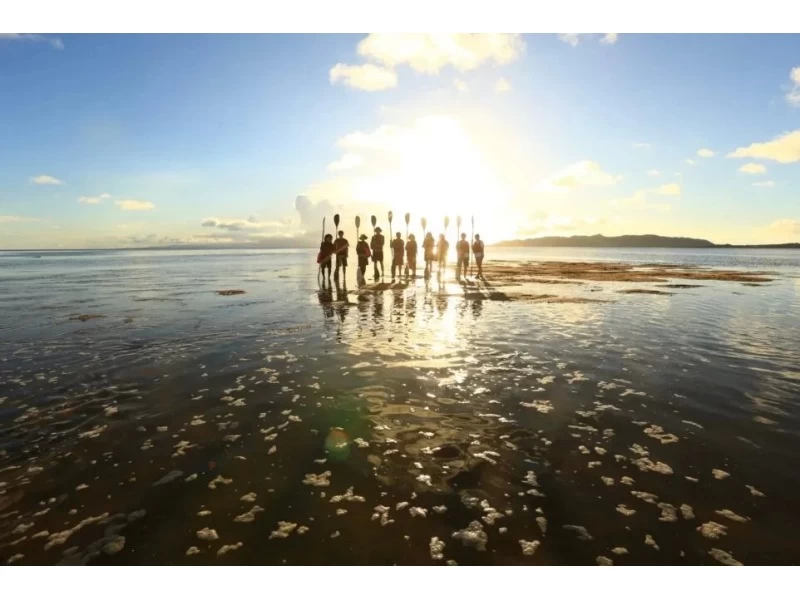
xmin=317 ymin=278 xmax=334 ymax=319
xmin=333 ymin=278 xmax=350 ymax=324
xmin=356 ymin=234 xmax=370 ymax=285
xmin=406 ymin=234 xmax=418 ymax=280
xmin=333 ymin=231 xmax=349 ymax=284
xmin=318 ymin=234 xmax=334 ymax=281
xmin=391 ymin=232 xmax=404 ymax=282
xmin=472 ymin=234 xmax=485 ymax=278
xmin=456 ymin=233 xmax=469 ymax=281
xmin=423 ymin=232 xmax=435 ymax=278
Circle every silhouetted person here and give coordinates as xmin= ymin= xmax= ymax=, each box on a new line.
xmin=318 ymin=233 xmax=334 ymax=281
xmin=356 ymin=234 xmax=370 ymax=285
xmin=423 ymin=232 xmax=435 ymax=278
xmin=391 ymin=232 xmax=405 ymax=281
xmin=456 ymin=233 xmax=469 ymax=280
xmin=333 ymin=230 xmax=349 ymax=283
xmin=472 ymin=233 xmax=485 ymax=278
xmin=371 ymin=226 xmax=385 ymax=281
xmin=406 ymin=233 xmax=418 ymax=279
xmin=437 ymin=233 xmax=449 ymax=275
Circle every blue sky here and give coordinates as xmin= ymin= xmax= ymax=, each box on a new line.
xmin=1 ymin=33 xmax=799 ymax=248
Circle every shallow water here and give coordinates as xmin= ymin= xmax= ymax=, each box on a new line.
xmin=1 ymin=247 xmax=799 ymax=565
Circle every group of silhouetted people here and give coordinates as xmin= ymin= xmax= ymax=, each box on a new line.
xmin=318 ymin=227 xmax=485 ymax=285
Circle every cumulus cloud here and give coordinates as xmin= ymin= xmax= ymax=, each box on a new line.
xmin=0 ymin=33 xmax=63 ymax=50
xmin=697 ymin=148 xmax=715 ymax=158
xmin=752 ymin=180 xmax=775 ymax=187
xmin=330 ymin=63 xmax=398 ymax=91
xmin=738 ymin=162 xmax=766 ymax=174
xmin=30 ymin=174 xmax=64 ymax=185
xmin=494 ymin=77 xmax=511 ymax=94
xmin=534 ymin=160 xmax=621 ymax=193
xmin=327 ymin=153 xmax=365 ymax=172
xmin=78 ymin=193 xmax=111 ymax=205
xmin=559 ymin=33 xmax=619 ymax=47
xmin=609 ymin=190 xmax=672 ymax=212
xmin=685 ymin=158 xmax=696 ymax=166
xmin=728 ymin=129 xmax=800 ymax=164
xmin=632 ymin=142 xmax=651 ymax=149
xmin=786 ymin=66 xmax=800 ymax=106
xmin=647 ymin=169 xmax=660 ymax=177
xmin=454 ymin=78 xmax=468 ymax=93
xmin=356 ymin=33 xmax=524 ymax=74
xmin=657 ymin=183 xmax=681 ymax=196
xmin=116 ymin=200 xmax=154 ymax=211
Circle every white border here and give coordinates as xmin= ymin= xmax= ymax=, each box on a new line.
xmin=4 ymin=0 xmax=800 ymax=33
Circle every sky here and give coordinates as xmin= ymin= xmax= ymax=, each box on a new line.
xmin=1 ymin=32 xmax=799 ymax=249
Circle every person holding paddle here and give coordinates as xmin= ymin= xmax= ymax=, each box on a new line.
xmin=355 ymin=234 xmax=370 ymax=284
xmin=390 ymin=232 xmax=405 ymax=282
xmin=371 ymin=226 xmax=385 ymax=281
xmin=472 ymin=233 xmax=485 ymax=278
xmin=456 ymin=233 xmax=470 ymax=281
xmin=437 ymin=233 xmax=449 ymax=274
xmin=333 ymin=230 xmax=349 ymax=283
xmin=406 ymin=233 xmax=418 ymax=279
xmin=423 ymin=232 xmax=435 ymax=277
xmin=318 ymin=233 xmax=335 ymax=281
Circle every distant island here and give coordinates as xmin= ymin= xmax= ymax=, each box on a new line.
xmin=493 ymin=234 xmax=800 ymax=249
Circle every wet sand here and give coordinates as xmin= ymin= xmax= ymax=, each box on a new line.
xmin=1 ymin=251 xmax=799 ymax=565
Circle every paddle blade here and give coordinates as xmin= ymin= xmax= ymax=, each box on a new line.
xmin=355 ymin=215 xmax=361 ymax=228
xmin=421 ymin=217 xmax=427 ymax=229
xmin=457 ymin=215 xmax=462 ymax=228
xmin=404 ymin=212 xmax=410 ymax=225
xmin=371 ymin=215 xmax=377 ymax=227
xmin=334 ymin=213 xmax=340 ymax=227
xmin=388 ymin=211 xmax=393 ymax=223
xmin=444 ymin=216 xmax=450 ymax=228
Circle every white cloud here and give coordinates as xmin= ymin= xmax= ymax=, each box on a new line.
xmin=327 ymin=153 xmax=365 ymax=172
xmin=728 ymin=129 xmax=800 ymax=164
xmin=116 ymin=200 xmax=154 ymax=211
xmin=30 ymin=174 xmax=64 ymax=185
xmin=200 ymin=217 xmax=287 ymax=232
xmin=329 ymin=63 xmax=397 ymax=91
xmin=752 ymin=180 xmax=775 ymax=187
xmin=494 ymin=77 xmax=511 ymax=94
xmin=559 ymin=33 xmax=619 ymax=47
xmin=786 ymin=66 xmax=800 ymax=106
xmin=356 ymin=33 xmax=524 ymax=74
xmin=685 ymin=158 xmax=696 ymax=166
xmin=0 ymin=215 xmax=38 ymax=224
xmin=78 ymin=193 xmax=111 ymax=205
xmin=558 ymin=34 xmax=582 ymax=47
xmin=610 ymin=190 xmax=672 ymax=212
xmin=454 ymin=78 xmax=468 ymax=93
xmin=632 ymin=142 xmax=651 ymax=149
xmin=647 ymin=169 xmax=660 ymax=177
xmin=738 ymin=162 xmax=766 ymax=174
xmin=657 ymin=183 xmax=681 ymax=196
xmin=534 ymin=160 xmax=621 ymax=193
xmin=697 ymin=148 xmax=715 ymax=158
xmin=0 ymin=33 xmax=63 ymax=50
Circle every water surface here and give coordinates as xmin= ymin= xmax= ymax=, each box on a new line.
xmin=1 ymin=247 xmax=798 ymax=565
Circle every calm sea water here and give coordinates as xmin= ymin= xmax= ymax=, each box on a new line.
xmin=1 ymin=247 xmax=799 ymax=565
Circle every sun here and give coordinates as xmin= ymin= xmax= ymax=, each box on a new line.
xmin=342 ymin=116 xmax=514 ymax=244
